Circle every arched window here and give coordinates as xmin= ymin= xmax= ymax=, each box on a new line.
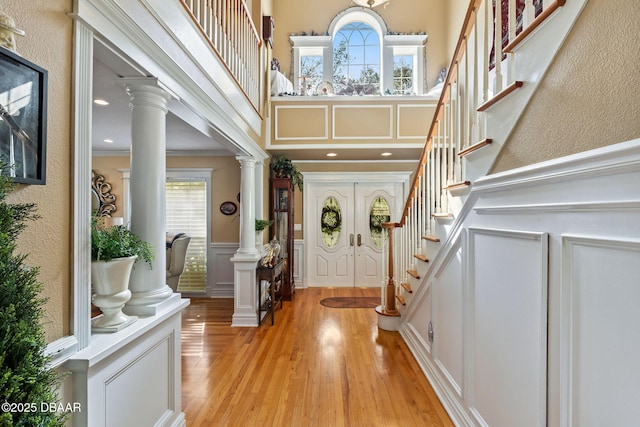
xmin=290 ymin=7 xmax=427 ymax=96
xmin=333 ymin=22 xmax=380 ymax=95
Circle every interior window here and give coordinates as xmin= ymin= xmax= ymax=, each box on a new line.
xmin=333 ymin=22 xmax=380 ymax=95
xmin=300 ymin=55 xmax=323 ymax=95
xmin=393 ymin=55 xmax=414 ymax=95
xmin=289 ymin=9 xmax=427 ymax=96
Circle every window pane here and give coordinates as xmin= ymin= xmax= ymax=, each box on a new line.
xmin=393 ymin=55 xmax=414 ymax=94
xmin=333 ymin=22 xmax=380 ymax=95
xmin=369 ymin=196 xmax=391 ymax=248
xmin=300 ymin=55 xmax=323 ymax=95
xmin=321 ymin=196 xmax=342 ymax=248
xmin=166 ymin=180 xmax=207 ymax=292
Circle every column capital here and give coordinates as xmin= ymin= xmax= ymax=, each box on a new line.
xmin=118 ymin=77 xmax=177 ymax=112
xmin=236 ymin=155 xmax=257 ymax=165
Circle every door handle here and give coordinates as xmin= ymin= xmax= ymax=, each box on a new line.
xmin=357 ymin=234 xmax=362 ymax=246
xmin=350 ymin=233 xmax=354 ymax=246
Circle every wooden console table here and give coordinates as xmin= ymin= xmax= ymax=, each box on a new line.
xmin=256 ymin=258 xmax=284 ymax=325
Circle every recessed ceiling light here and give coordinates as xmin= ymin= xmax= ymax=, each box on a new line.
xmin=326 ymin=152 xmax=338 ymax=157
xmin=94 ymin=99 xmax=110 ymax=106
xmin=381 ymin=152 xmax=392 ymax=157
xmin=104 ymin=139 xmax=114 ymax=143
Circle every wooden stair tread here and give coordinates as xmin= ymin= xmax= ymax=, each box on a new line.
xmin=413 ymin=254 xmax=429 ymax=263
xmin=400 ymin=282 xmax=413 ymax=293
xmin=396 ymin=294 xmax=406 ymax=305
xmin=477 ymin=81 xmax=523 ymax=112
xmin=422 ymin=235 xmax=441 ymax=243
xmin=459 ymin=139 xmax=493 ymax=157
xmin=444 ymin=181 xmax=471 ymax=191
xmin=407 ymin=269 xmax=419 ymax=279
xmin=432 ymin=213 xmax=454 ymax=219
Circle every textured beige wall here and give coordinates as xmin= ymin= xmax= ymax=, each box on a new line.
xmin=492 ymin=0 xmax=640 ymax=172
xmin=272 ymin=0 xmax=449 ymax=90
xmin=3 ymin=1 xmax=73 ymax=341
xmin=92 ymin=156 xmax=242 ymax=243
xmin=445 ymin=0 xmax=470 ymax=61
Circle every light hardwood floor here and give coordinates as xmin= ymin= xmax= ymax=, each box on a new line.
xmin=181 ymin=287 xmax=453 ymax=426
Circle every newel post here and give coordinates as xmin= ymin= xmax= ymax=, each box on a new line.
xmin=377 ymin=222 xmax=401 ymax=331
xmin=382 ymin=222 xmax=398 ymax=315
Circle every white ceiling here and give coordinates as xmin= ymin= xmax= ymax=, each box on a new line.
xmin=91 ymin=42 xmax=231 ymax=155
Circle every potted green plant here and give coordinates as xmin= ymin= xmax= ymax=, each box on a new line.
xmin=255 ymin=219 xmax=274 ymax=232
xmin=270 ymin=155 xmax=303 ymax=191
xmin=255 ymin=219 xmax=273 ymax=247
xmin=90 ymin=218 xmax=154 ymax=330
xmin=91 ymin=218 xmax=154 ymax=265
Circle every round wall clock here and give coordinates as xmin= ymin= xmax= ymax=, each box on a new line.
xmin=220 ymin=201 xmax=237 ymax=215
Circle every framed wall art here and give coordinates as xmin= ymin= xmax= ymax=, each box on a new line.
xmin=220 ymin=201 xmax=237 ymax=215
xmin=0 ymin=46 xmax=48 ymax=185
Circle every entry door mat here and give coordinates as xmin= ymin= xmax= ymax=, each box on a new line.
xmin=320 ymin=297 xmax=380 ymax=309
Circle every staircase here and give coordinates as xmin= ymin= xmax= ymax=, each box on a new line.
xmin=378 ymin=0 xmax=591 ymax=424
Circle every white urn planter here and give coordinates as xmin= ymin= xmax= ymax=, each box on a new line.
xmin=91 ymin=255 xmax=138 ymax=332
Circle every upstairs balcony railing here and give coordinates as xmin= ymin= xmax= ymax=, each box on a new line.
xmin=381 ymin=0 xmax=566 ymax=315
xmin=182 ymin=0 xmax=262 ymax=110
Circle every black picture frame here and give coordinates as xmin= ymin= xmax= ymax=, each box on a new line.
xmin=220 ymin=201 xmax=237 ymax=215
xmin=0 ymin=46 xmax=48 ymax=185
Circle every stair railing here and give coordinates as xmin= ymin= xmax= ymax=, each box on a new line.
xmin=181 ymin=0 xmax=262 ymax=110
xmin=381 ymin=0 xmax=566 ymax=314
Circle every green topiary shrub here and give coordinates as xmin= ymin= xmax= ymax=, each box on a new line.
xmin=0 ymin=169 xmax=66 ymax=426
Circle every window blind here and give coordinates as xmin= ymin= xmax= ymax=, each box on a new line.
xmin=166 ymin=180 xmax=207 ymax=292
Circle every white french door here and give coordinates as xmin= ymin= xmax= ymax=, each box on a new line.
xmin=305 ymin=173 xmax=407 ymax=287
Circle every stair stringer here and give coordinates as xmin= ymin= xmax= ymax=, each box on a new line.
xmin=400 ymin=189 xmax=478 ymax=426
xmin=462 ymin=0 xmax=591 ymax=185
xmin=414 ymin=0 xmax=592 ymax=292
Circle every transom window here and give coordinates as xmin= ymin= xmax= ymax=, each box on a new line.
xmin=290 ymin=8 xmax=427 ymax=96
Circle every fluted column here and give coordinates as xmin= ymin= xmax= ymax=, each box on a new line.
xmin=121 ymin=78 xmax=175 ymax=315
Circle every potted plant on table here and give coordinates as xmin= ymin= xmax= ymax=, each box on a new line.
xmin=90 ymin=218 xmax=154 ymax=331
xmin=255 ymin=219 xmax=273 ymax=247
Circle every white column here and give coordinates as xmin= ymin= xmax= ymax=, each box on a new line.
xmin=121 ymin=78 xmax=176 ymax=316
xmin=236 ymin=156 xmax=258 ymax=254
xmin=231 ymin=155 xmax=261 ymax=327
xmin=254 ymin=160 xmax=264 ymax=218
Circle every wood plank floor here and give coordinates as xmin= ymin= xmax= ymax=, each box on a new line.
xmin=181 ymin=287 xmax=453 ymax=426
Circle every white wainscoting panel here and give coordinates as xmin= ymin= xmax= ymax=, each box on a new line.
xmin=467 ymin=228 xmax=548 ymax=427
xmin=66 ymin=297 xmax=188 ymax=427
xmin=432 ymin=239 xmax=464 ymax=398
xmin=209 ymin=243 xmax=239 ymax=297
xmin=294 ymin=239 xmax=305 ymax=288
xmin=106 ymin=336 xmax=171 ymax=426
xmin=561 ymin=235 xmax=640 ymax=427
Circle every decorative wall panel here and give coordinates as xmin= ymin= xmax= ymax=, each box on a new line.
xmin=397 ymin=104 xmax=436 ymax=139
xmin=333 ymin=105 xmax=392 ymax=139
xmin=274 ymin=105 xmax=328 ymax=140
xmin=468 ymin=228 xmax=548 ymax=427
xmin=562 ymin=235 xmax=640 ymax=426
